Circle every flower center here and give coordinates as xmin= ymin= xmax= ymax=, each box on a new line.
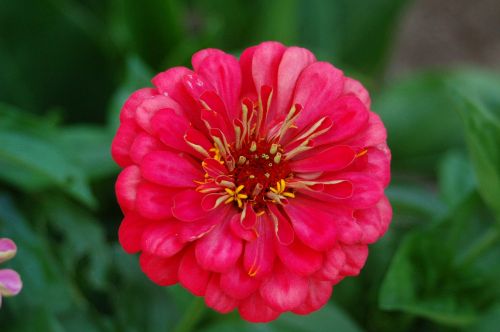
xmin=231 ymin=139 xmax=292 ymax=208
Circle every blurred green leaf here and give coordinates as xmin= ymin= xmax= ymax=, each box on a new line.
xmin=0 ymin=130 xmax=96 ymax=208
xmin=58 ymin=126 xmax=118 ymax=179
xmin=453 ymin=91 xmax=500 ymax=223
xmin=438 ymin=150 xmax=476 ymax=207
xmin=466 ymin=303 xmax=500 ymax=332
xmin=374 ymin=71 xmax=465 ymax=172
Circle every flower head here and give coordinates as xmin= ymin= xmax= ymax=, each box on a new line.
xmin=0 ymin=238 xmax=22 ymax=308
xmin=112 ymin=42 xmax=391 ymax=322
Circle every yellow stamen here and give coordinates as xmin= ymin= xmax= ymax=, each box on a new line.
xmin=224 ymin=185 xmax=247 ymax=209
xmin=268 ymin=179 xmax=295 ymax=202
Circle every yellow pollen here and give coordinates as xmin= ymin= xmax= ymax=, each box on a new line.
xmin=269 ymin=179 xmax=295 ymax=199
xmin=356 ymin=149 xmax=368 ymax=158
xmin=209 ymin=145 xmax=223 ymax=164
xmin=225 ymin=185 xmax=247 ymax=208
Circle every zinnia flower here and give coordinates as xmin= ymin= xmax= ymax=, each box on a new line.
xmin=112 ymin=41 xmax=391 ymax=322
xmin=0 ymin=238 xmax=22 ymax=307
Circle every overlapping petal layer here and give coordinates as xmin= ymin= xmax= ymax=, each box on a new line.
xmin=0 ymin=238 xmax=22 ymax=308
xmin=112 ymin=41 xmax=391 ymax=322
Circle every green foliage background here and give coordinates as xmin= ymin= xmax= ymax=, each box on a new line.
xmin=1 ymin=0 xmax=499 ymax=331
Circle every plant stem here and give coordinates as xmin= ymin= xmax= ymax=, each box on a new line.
xmin=172 ymin=297 xmax=207 ymax=332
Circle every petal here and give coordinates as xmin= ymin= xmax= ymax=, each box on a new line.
xmin=260 ymin=263 xmax=308 ymax=311
xmin=355 ymin=195 xmax=392 ymax=244
xmin=179 ymin=206 xmax=229 ymax=242
xmin=118 ymin=213 xmax=147 ymax=254
xmin=0 ymin=239 xmax=17 ymax=264
xmin=0 ymin=269 xmax=22 ymax=296
xmin=293 ymin=62 xmax=345 ymax=128
xmin=290 ymin=145 xmax=357 ymax=173
xmin=284 ymin=196 xmax=338 ymax=251
xmin=151 ymin=108 xmax=192 ymax=154
xmin=115 ymin=165 xmax=141 ymax=211
xmin=342 ymin=77 xmax=371 ymax=109
xmin=229 ymin=213 xmax=257 ymax=241
xmin=111 ymin=120 xmax=141 ymax=167
xmin=239 ymin=45 xmax=258 ymax=99
xmin=178 ymin=246 xmax=211 ymax=296
xmin=364 ymin=146 xmax=391 ymax=188
xmin=130 ymin=133 xmax=165 ymax=164
xmin=139 ymin=252 xmax=182 ymax=286
xmin=238 ymin=292 xmax=280 ymax=323
xmin=314 ymin=243 xmax=346 ymax=281
xmin=243 ymin=216 xmax=276 ymax=279
xmin=119 ymin=88 xmax=157 ymax=122
xmin=267 ymin=204 xmax=294 ymax=246
xmin=313 ymin=95 xmax=370 ymax=145
xmin=194 ymin=51 xmax=242 ymax=120
xmin=274 ymin=47 xmax=316 ymax=120
xmin=135 ymin=95 xmax=183 ymax=134
xmin=292 ymin=279 xmax=333 ymax=315
xmin=336 ymin=173 xmax=384 ymax=209
xmin=136 ymin=182 xmax=176 ymax=220
xmin=252 ymin=41 xmax=286 ymax=92
xmin=340 ymin=244 xmax=368 ymax=276
xmin=141 ymin=222 xmax=185 ymax=257
xmin=205 ymin=274 xmax=238 ymax=314
xmin=347 ymin=111 xmax=387 ymax=147
xmin=140 ymin=151 xmax=202 ymax=188
xmin=195 ymin=216 xmax=243 ymax=273
xmin=172 ymin=189 xmax=209 ymax=222
xmin=277 ymin=238 xmax=323 ymax=276
xmin=220 ymin=261 xmax=260 ymax=300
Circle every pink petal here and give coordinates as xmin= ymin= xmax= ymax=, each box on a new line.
xmin=229 ymin=214 xmax=257 ymax=242
xmin=140 ymin=151 xmax=202 ymax=188
xmin=238 ymin=292 xmax=281 ymax=323
xmin=293 ymin=62 xmax=345 ymax=129
xmin=0 ymin=269 xmax=22 ymax=296
xmin=193 ymin=52 xmax=242 ymax=120
xmin=0 ymin=238 xmax=17 ymax=264
xmin=313 ymin=95 xmax=370 ymax=145
xmin=276 ymin=238 xmax=323 ymax=276
xmin=118 ymin=213 xmax=147 ymax=254
xmin=111 ymin=120 xmax=141 ymax=167
xmin=151 ymin=108 xmax=192 ymax=154
xmin=274 ymin=47 xmax=316 ymax=120
xmin=205 ymin=274 xmax=238 ymax=314
xmin=267 ymin=204 xmax=294 ymax=246
xmin=191 ymin=48 xmax=226 ymax=68
xmin=292 ymin=279 xmax=333 ymax=314
xmin=260 ymin=263 xmax=308 ymax=311
xmin=136 ymin=182 xmax=177 ymax=220
xmin=239 ymin=45 xmax=258 ymax=99
xmin=284 ymin=196 xmax=338 ymax=251
xmin=135 ymin=95 xmax=183 ymax=134
xmin=130 ymin=133 xmax=165 ymax=164
xmin=179 ymin=206 xmax=230 ymax=242
xmin=243 ymin=217 xmax=276 ymax=279
xmin=252 ymin=41 xmax=286 ymax=93
xmin=347 ymin=111 xmax=387 ymax=147
xmin=139 ymin=252 xmax=182 ymax=286
xmin=219 ymin=261 xmax=260 ymax=300
xmin=290 ymin=145 xmax=356 ymax=173
xmin=115 ymin=165 xmax=141 ymax=212
xmin=172 ymin=189 xmax=207 ymax=222
xmin=342 ymin=77 xmax=371 ymax=108
xmin=141 ymin=222 xmax=185 ymax=257
xmin=151 ymin=67 xmax=202 ymax=126
xmin=354 ymin=195 xmax=392 ymax=243
xmin=336 ymin=173 xmax=384 ymax=209
xmin=195 ymin=216 xmax=243 ymax=273
xmin=364 ymin=146 xmax=391 ymax=188
xmin=314 ymin=243 xmax=346 ymax=281
xmin=340 ymin=244 xmax=368 ymax=276
xmin=178 ymin=246 xmax=211 ymax=296
xmin=119 ymin=87 xmax=157 ymax=122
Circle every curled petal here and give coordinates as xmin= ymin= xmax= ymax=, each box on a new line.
xmin=139 ymin=252 xmax=182 ymax=286
xmin=342 ymin=77 xmax=371 ymax=108
xmin=205 ymin=274 xmax=238 ymax=313
xmin=277 ymin=238 xmax=323 ymax=276
xmin=118 ymin=213 xmax=147 ymax=254
xmin=141 ymin=222 xmax=185 ymax=257
xmin=314 ymin=243 xmax=346 ymax=281
xmin=340 ymin=244 xmax=369 ymax=277
xmin=243 ymin=217 xmax=276 ymax=279
xmin=0 ymin=239 xmax=17 ymax=264
xmin=172 ymin=189 xmax=207 ymax=222
xmin=0 ymin=269 xmax=22 ymax=297
xmin=220 ymin=261 xmax=260 ymax=300
xmin=119 ymin=87 xmax=157 ymax=122
xmin=111 ymin=120 xmax=141 ymax=167
xmin=178 ymin=246 xmax=211 ymax=296
xmin=115 ymin=165 xmax=141 ymax=211
xmin=141 ymin=151 xmax=202 ymax=188
xmin=238 ymin=292 xmax=280 ymax=323
xmin=130 ymin=133 xmax=165 ymax=164
xmin=290 ymin=145 xmax=357 ymax=173
xmin=292 ymin=279 xmax=333 ymax=315
xmin=136 ymin=182 xmax=176 ymax=220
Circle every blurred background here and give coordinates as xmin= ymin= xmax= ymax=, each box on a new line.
xmin=0 ymin=0 xmax=499 ymax=331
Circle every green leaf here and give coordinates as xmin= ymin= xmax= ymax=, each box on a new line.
xmin=438 ymin=150 xmax=476 ymax=207
xmin=0 ymin=130 xmax=96 ymax=208
xmin=58 ymin=126 xmax=118 ymax=180
xmin=374 ymin=71 xmax=465 ymax=172
xmin=453 ymin=91 xmax=500 ymax=223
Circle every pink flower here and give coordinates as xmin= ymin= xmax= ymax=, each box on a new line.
xmin=0 ymin=238 xmax=22 ymax=308
xmin=112 ymin=41 xmax=391 ymax=322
